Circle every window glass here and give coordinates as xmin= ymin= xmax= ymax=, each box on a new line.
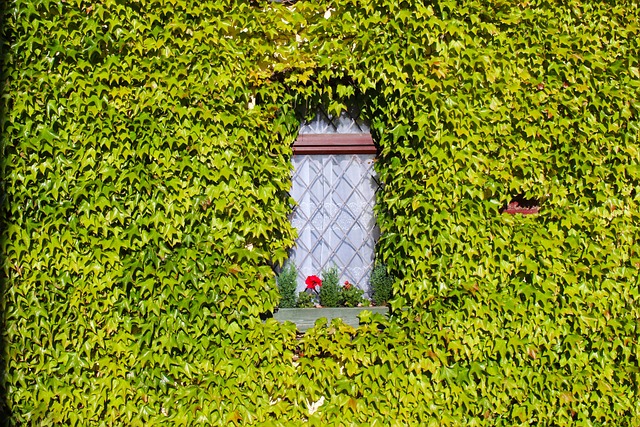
xmin=288 ymin=109 xmax=379 ymax=295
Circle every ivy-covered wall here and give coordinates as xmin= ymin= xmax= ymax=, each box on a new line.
xmin=1 ymin=0 xmax=639 ymax=425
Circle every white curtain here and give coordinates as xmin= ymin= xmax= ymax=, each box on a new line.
xmin=289 ymin=154 xmax=379 ymax=294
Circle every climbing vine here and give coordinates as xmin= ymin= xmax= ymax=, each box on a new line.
xmin=1 ymin=0 xmax=639 ymax=425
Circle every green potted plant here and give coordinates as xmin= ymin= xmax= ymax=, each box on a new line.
xmin=319 ymin=266 xmax=341 ymax=307
xmin=273 ymin=267 xmax=387 ymax=331
xmin=370 ymin=263 xmax=393 ymax=306
xmin=340 ymin=280 xmax=367 ymax=307
xmin=276 ymin=264 xmax=298 ymax=308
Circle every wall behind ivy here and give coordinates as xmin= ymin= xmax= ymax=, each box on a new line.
xmin=1 ymin=0 xmax=639 ymax=425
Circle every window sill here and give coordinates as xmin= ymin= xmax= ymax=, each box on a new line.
xmin=272 ymin=307 xmax=389 ymax=331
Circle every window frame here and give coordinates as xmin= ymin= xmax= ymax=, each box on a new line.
xmin=293 ymin=134 xmax=377 ymax=155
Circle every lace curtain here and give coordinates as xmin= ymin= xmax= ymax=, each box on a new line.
xmin=289 ymin=153 xmax=379 ymax=294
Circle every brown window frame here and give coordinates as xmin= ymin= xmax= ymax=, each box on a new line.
xmin=500 ymin=195 xmax=541 ymax=215
xmin=292 ymin=134 xmax=377 ymax=155
xmin=502 ymin=202 xmax=540 ymax=215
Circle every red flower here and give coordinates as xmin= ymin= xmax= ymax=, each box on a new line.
xmin=305 ymin=275 xmax=322 ymax=289
xmin=343 ymin=280 xmax=352 ymax=290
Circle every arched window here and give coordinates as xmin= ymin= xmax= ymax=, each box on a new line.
xmin=289 ymin=107 xmax=379 ymax=295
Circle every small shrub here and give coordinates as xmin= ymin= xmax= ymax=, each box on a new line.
xmin=297 ymin=291 xmax=314 ymax=308
xmin=340 ymin=280 xmax=365 ymax=307
xmin=276 ymin=264 xmax=298 ymax=308
xmin=319 ymin=266 xmax=341 ymax=307
xmin=370 ymin=263 xmax=393 ymax=306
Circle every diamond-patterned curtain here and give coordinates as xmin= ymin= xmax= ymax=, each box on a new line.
xmin=290 ymin=154 xmax=379 ymax=294
xmin=298 ymin=110 xmax=370 ymax=135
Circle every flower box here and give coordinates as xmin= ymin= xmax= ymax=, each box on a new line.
xmin=272 ymin=306 xmax=389 ymax=332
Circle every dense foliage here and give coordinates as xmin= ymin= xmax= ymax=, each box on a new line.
xmin=1 ymin=0 xmax=639 ymax=425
